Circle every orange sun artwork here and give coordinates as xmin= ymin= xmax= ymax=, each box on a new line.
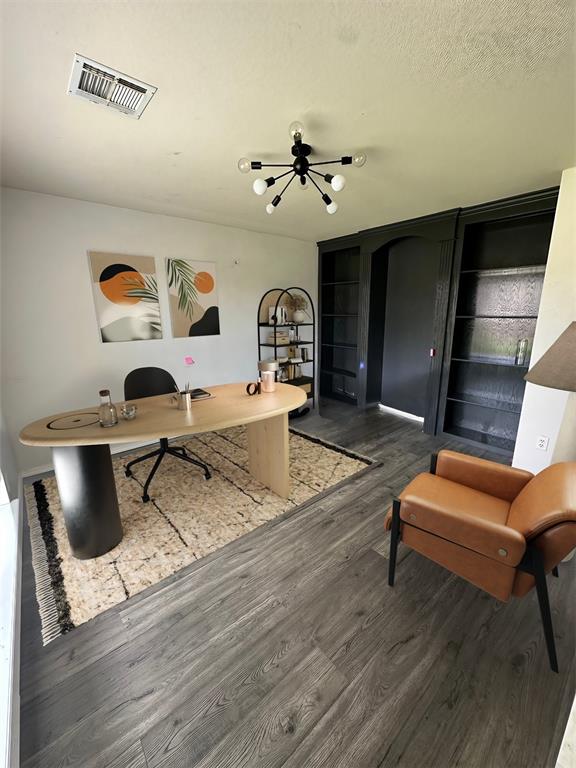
xmin=194 ymin=271 xmax=215 ymax=294
xmin=99 ymin=264 xmax=145 ymax=305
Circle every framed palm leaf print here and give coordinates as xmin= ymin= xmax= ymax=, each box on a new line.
xmin=165 ymin=259 xmax=220 ymax=337
xmin=89 ymin=252 xmax=162 ymax=342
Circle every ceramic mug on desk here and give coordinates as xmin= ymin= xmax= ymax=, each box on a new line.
xmin=261 ymin=371 xmax=276 ymax=393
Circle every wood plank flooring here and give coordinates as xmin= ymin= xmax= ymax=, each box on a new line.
xmin=20 ymin=401 xmax=575 ymax=768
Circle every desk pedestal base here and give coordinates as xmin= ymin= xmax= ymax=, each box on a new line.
xmin=246 ymin=413 xmax=290 ymax=498
xmin=52 ymin=444 xmax=123 ymax=559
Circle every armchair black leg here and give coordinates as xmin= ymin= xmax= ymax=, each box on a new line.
xmin=388 ymin=499 xmax=401 ymax=587
xmin=552 ymin=566 xmax=559 ymax=578
xmin=533 ymin=549 xmax=559 ymax=673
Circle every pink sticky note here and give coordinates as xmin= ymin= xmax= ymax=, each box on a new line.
xmin=184 ymin=356 xmax=195 ymax=366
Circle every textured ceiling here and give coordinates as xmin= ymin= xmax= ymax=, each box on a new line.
xmin=1 ymin=1 xmax=575 ymax=242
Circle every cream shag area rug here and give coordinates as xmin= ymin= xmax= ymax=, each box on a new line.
xmin=26 ymin=426 xmax=373 ymax=644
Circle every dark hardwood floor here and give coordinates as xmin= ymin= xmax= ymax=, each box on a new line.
xmin=20 ymin=401 xmax=575 ymax=768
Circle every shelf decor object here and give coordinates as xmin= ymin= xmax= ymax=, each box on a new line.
xmin=257 ymin=287 xmax=316 ymax=409
xmin=238 ymin=121 xmax=366 ymax=215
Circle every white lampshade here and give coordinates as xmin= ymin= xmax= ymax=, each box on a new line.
xmin=331 ymin=174 xmax=346 ymax=192
xmin=525 ymin=322 xmax=576 ymax=392
xmin=253 ymin=178 xmax=268 ymax=196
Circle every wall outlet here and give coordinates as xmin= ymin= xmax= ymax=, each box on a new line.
xmin=536 ymin=435 xmax=549 ymax=451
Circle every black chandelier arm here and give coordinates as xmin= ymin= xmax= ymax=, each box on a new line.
xmin=272 ymin=169 xmax=295 ymax=183
xmin=308 ymin=168 xmax=329 ymax=179
xmin=305 ymin=172 xmax=326 ymax=196
xmin=277 ymin=172 xmax=297 ymax=198
xmin=250 ymin=161 xmax=293 ymax=170
xmin=308 ymin=158 xmax=348 ymax=168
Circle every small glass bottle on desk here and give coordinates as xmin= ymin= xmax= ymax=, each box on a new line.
xmin=98 ymin=389 xmax=118 ymax=427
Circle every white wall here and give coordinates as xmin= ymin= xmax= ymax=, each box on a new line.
xmin=0 ymin=499 xmax=21 ymax=768
xmin=513 ymin=167 xmax=576 ymax=472
xmin=0 ymin=188 xmax=316 ymax=474
xmin=0 ymin=410 xmax=17 ymax=502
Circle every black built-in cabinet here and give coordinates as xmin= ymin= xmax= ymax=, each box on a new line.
xmin=319 ymin=245 xmax=361 ymax=403
xmin=317 ymin=187 xmax=558 ymax=455
xmin=438 ymin=194 xmax=555 ymax=453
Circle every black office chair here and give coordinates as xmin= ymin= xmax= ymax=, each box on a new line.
xmin=123 ymin=367 xmax=211 ymax=502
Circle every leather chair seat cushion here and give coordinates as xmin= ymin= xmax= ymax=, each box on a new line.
xmin=399 ymin=473 xmax=526 ymax=565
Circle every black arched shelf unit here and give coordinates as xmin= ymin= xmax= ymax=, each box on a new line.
xmin=257 ymin=287 xmax=316 ymax=408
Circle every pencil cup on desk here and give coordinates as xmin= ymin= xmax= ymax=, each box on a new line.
xmin=171 ymin=391 xmax=194 ymax=411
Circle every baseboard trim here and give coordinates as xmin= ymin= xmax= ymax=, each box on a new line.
xmin=378 ymin=404 xmax=424 ymax=423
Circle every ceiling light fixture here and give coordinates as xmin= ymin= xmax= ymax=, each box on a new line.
xmin=238 ymin=122 xmax=366 ymax=215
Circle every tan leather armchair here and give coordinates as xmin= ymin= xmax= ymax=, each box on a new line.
xmin=385 ymin=450 xmax=576 ymax=672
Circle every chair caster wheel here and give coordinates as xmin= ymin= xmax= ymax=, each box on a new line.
xmin=125 ymin=468 xmax=132 ymax=478
xmin=142 ymin=494 xmax=150 ymax=503
xmin=205 ymin=472 xmax=211 ymax=481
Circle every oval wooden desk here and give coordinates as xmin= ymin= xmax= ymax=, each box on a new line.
xmin=20 ymin=383 xmax=306 ymax=559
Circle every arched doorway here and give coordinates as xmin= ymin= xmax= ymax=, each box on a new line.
xmin=377 ymin=236 xmax=441 ymax=417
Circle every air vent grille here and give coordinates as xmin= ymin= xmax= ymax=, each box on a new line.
xmin=68 ymin=56 xmax=156 ymax=119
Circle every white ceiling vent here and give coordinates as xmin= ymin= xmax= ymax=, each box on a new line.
xmin=68 ymin=55 xmax=157 ymax=119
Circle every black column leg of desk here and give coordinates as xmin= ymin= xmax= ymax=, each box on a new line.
xmin=52 ymin=444 xmax=123 ymax=559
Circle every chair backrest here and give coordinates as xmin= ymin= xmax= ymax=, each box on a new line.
xmin=507 ymin=462 xmax=576 ymax=539
xmin=124 ymin=367 xmax=177 ymax=401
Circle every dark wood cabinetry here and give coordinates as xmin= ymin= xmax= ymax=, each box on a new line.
xmin=438 ymin=194 xmax=556 ymax=454
xmin=318 ymin=188 xmax=558 ymax=455
xmin=319 ymin=244 xmax=360 ymax=403
xmin=318 ymin=210 xmax=458 ymax=429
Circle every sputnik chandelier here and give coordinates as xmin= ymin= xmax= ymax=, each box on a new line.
xmin=238 ymin=121 xmax=367 ymax=215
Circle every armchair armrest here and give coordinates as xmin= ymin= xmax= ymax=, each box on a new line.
xmin=435 ymin=450 xmax=533 ymax=502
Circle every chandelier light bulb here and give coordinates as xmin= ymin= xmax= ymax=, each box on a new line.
xmin=330 ymin=174 xmax=346 ymax=192
xmin=352 ymin=152 xmax=367 ymax=168
xmin=266 ymin=203 xmax=275 ymax=215
xmin=289 ymin=120 xmax=304 ymax=140
xmin=326 ymin=201 xmax=338 ymax=215
xmin=298 ymin=176 xmax=309 ymax=190
xmin=237 ymin=157 xmax=251 ymax=174
xmin=253 ymin=178 xmax=268 ymax=196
